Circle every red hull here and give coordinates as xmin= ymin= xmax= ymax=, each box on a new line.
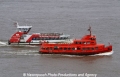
xmin=39 ymin=43 xmax=112 ymax=55
xmin=39 ymin=27 xmax=113 ymax=56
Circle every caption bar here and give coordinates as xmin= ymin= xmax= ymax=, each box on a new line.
xmin=23 ymin=73 xmax=97 ymax=77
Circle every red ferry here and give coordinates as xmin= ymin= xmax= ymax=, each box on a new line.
xmin=8 ymin=22 xmax=71 ymax=45
xmin=39 ymin=27 xmax=113 ymax=55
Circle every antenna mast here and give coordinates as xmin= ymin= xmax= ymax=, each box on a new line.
xmin=88 ymin=26 xmax=91 ymax=35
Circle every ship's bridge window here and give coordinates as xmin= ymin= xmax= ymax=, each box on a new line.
xmin=79 ymin=42 xmax=82 ymax=44
xmin=90 ymin=38 xmax=96 ymax=40
xmin=87 ymin=42 xmax=90 ymax=44
xmin=83 ymin=42 xmax=87 ymax=44
xmin=18 ymin=28 xmax=29 ymax=32
xmin=75 ymin=42 xmax=78 ymax=44
xmin=65 ymin=37 xmax=68 ymax=39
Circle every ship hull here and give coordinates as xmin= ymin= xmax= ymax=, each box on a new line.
xmin=39 ymin=50 xmax=112 ymax=56
xmin=8 ymin=39 xmax=72 ymax=45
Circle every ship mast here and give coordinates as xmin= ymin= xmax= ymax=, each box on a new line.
xmin=88 ymin=26 xmax=91 ymax=35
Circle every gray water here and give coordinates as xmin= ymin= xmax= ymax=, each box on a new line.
xmin=0 ymin=0 xmax=120 ymax=77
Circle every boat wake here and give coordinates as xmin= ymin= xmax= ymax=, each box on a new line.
xmin=61 ymin=51 xmax=114 ymax=57
xmin=0 ymin=50 xmax=114 ymax=56
xmin=0 ymin=41 xmax=39 ymax=47
xmin=94 ymin=51 xmax=114 ymax=56
xmin=0 ymin=41 xmax=7 ymax=45
xmin=1 ymin=50 xmax=40 ymax=56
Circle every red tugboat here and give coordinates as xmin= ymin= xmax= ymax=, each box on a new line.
xmin=8 ymin=22 xmax=71 ymax=45
xmin=39 ymin=27 xmax=113 ymax=55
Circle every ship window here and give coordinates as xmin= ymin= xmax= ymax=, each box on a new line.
xmin=90 ymin=38 xmax=95 ymax=40
xmin=59 ymin=48 xmax=63 ymax=50
xmin=65 ymin=37 xmax=67 ymax=39
xmin=32 ymin=38 xmax=35 ymax=40
xmin=54 ymin=37 xmax=57 ymax=40
xmin=44 ymin=37 xmax=47 ymax=40
xmin=52 ymin=37 xmax=54 ymax=40
xmin=57 ymin=37 xmax=59 ymax=40
xmin=87 ymin=48 xmax=90 ymax=50
xmin=72 ymin=48 xmax=75 ymax=50
xmin=82 ymin=48 xmax=85 ymax=50
xmin=36 ymin=37 xmax=39 ymax=40
xmin=41 ymin=37 xmax=43 ymax=40
xmin=40 ymin=37 xmax=42 ymax=40
xmin=87 ymin=42 xmax=90 ymax=44
xmin=54 ymin=46 xmax=58 ymax=50
xmin=42 ymin=48 xmax=45 ymax=50
xmin=75 ymin=42 xmax=78 ymax=44
xmin=41 ymin=37 xmax=44 ymax=40
xmin=49 ymin=37 xmax=52 ymax=40
xmin=83 ymin=42 xmax=86 ymax=44
xmin=20 ymin=36 xmax=24 ymax=39
xmin=84 ymin=42 xmax=87 ymax=44
xmin=55 ymin=38 xmax=58 ymax=40
xmin=95 ymin=47 xmax=98 ymax=50
xmin=64 ymin=48 xmax=67 ymax=50
xmin=79 ymin=42 xmax=82 ymax=44
xmin=42 ymin=37 xmax=44 ymax=40
xmin=68 ymin=48 xmax=71 ymax=50
xmin=60 ymin=37 xmax=62 ymax=39
xmin=82 ymin=48 xmax=84 ymax=50
xmin=49 ymin=47 xmax=52 ymax=50
xmin=77 ymin=47 xmax=80 ymax=50
xmin=91 ymin=48 xmax=94 ymax=50
xmin=54 ymin=48 xmax=58 ymax=50
xmin=46 ymin=48 xmax=49 ymax=50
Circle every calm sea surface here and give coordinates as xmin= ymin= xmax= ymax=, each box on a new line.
xmin=0 ymin=0 xmax=120 ymax=77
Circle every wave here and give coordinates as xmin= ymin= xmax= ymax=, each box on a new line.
xmin=0 ymin=50 xmax=40 ymax=56
xmin=0 ymin=41 xmax=39 ymax=47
